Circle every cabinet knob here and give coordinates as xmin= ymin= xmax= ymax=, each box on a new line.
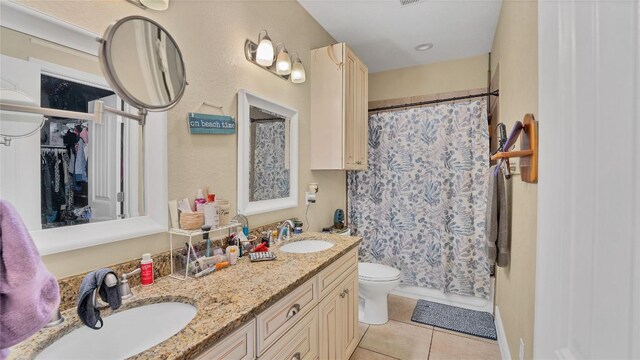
xmin=344 ymin=288 xmax=349 ymax=294
xmin=292 ymin=352 xmax=301 ymax=360
xmin=286 ymin=304 xmax=301 ymax=318
xmin=340 ymin=291 xmax=346 ymax=298
xmin=355 ymin=161 xmax=362 ymax=165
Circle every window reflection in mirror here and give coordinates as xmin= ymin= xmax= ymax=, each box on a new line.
xmin=0 ymin=26 xmax=144 ymax=230
xmin=249 ymin=105 xmax=290 ymax=202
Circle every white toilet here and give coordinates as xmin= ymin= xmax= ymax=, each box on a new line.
xmin=358 ymin=262 xmax=401 ymax=325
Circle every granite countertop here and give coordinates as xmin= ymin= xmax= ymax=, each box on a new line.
xmin=10 ymin=232 xmax=361 ymax=360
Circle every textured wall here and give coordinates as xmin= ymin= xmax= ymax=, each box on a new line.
xmin=16 ymin=0 xmax=345 ymax=278
xmin=368 ymin=54 xmax=489 ymax=101
xmin=490 ymin=1 xmax=539 ymax=359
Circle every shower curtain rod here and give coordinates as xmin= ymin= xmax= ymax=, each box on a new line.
xmin=368 ymin=89 xmax=499 ymax=112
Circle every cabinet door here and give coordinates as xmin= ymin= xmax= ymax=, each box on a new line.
xmin=343 ymin=46 xmax=358 ymax=169
xmin=354 ymin=60 xmax=369 ymax=169
xmin=341 ymin=271 xmax=359 ymax=359
xmin=195 ymin=319 xmax=256 ymax=360
xmin=319 ymin=286 xmax=343 ymax=360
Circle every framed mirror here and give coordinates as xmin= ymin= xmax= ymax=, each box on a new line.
xmin=238 ymin=90 xmax=298 ymax=215
xmin=0 ymin=2 xmax=168 ymax=255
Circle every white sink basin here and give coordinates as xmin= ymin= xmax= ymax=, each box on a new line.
xmin=36 ymin=302 xmax=196 ymax=360
xmin=280 ymin=240 xmax=334 ymax=254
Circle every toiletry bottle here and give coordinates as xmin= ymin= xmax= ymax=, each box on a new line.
xmin=216 ymin=199 xmax=230 ymax=226
xmin=226 ymin=240 xmax=239 ymax=265
xmin=202 ymin=225 xmax=212 ymax=257
xmin=204 ymin=196 xmax=219 ymax=228
xmin=194 ymin=189 xmax=206 ymax=213
xmin=141 ymin=253 xmax=154 ymax=286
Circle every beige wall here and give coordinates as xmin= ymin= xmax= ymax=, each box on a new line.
xmin=16 ymin=0 xmax=345 ymax=278
xmin=368 ymin=54 xmax=489 ymax=101
xmin=490 ymin=1 xmax=538 ymax=359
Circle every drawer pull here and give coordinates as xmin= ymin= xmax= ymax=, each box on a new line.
xmin=286 ymin=304 xmax=301 ymax=318
xmin=292 ymin=352 xmax=301 ymax=360
xmin=340 ymin=290 xmax=346 ymax=298
xmin=344 ymin=288 xmax=349 ymax=294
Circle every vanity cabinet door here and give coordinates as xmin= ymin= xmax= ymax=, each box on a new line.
xmin=319 ymin=284 xmax=343 ymax=360
xmin=319 ymin=269 xmax=359 ymax=360
xmin=195 ymin=319 xmax=256 ymax=360
xmin=341 ymin=270 xmax=359 ymax=359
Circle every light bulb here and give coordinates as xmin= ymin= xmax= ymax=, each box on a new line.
xmin=256 ymin=32 xmax=274 ymax=67
xmin=291 ymin=59 xmax=306 ymax=83
xmin=276 ymin=49 xmax=291 ymax=75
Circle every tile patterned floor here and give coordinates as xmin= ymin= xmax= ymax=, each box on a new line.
xmin=350 ymin=295 xmax=502 ymax=360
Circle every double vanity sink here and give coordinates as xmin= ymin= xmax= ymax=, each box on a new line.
xmin=14 ymin=233 xmax=357 ymax=360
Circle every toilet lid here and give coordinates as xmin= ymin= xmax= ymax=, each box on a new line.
xmin=358 ymin=262 xmax=401 ymax=282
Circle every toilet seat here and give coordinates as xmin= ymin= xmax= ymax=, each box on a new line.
xmin=358 ymin=262 xmax=401 ymax=282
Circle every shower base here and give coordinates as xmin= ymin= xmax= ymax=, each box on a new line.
xmin=391 ymin=276 xmax=495 ymax=314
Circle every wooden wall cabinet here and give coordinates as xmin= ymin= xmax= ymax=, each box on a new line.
xmin=311 ymin=43 xmax=368 ymax=170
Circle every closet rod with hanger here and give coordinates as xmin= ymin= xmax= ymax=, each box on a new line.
xmin=368 ymin=89 xmax=499 ymax=112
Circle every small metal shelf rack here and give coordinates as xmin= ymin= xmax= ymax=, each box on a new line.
xmin=168 ymin=221 xmax=242 ymax=280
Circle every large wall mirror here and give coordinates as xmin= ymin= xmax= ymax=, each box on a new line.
xmin=0 ymin=2 xmax=170 ymax=254
xmin=238 ymin=90 xmax=298 ymax=215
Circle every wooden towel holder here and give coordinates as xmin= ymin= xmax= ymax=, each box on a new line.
xmin=491 ymin=114 xmax=538 ymax=183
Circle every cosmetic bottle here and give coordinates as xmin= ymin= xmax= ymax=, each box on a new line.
xmin=204 ymin=195 xmax=219 ymax=227
xmin=141 ymin=253 xmax=154 ymax=286
xmin=194 ymin=189 xmax=206 ymax=213
xmin=226 ymin=243 xmax=239 ymax=265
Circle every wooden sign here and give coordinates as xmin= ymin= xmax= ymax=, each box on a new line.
xmin=188 ymin=113 xmax=235 ymax=135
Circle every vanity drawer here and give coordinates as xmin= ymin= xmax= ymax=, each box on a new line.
xmin=196 ymin=319 xmax=256 ymax=360
xmin=317 ymin=248 xmax=358 ymax=299
xmin=257 ymin=277 xmax=318 ymax=354
xmin=259 ymin=307 xmax=319 ymax=360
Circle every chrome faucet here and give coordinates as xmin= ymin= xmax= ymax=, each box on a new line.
xmin=277 ymin=220 xmax=296 ymax=242
xmin=91 ymin=272 xmax=118 ymax=310
xmin=119 ymin=268 xmax=141 ymax=301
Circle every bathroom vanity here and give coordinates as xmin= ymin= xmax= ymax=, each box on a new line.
xmin=9 ymin=233 xmax=361 ymax=360
xmin=196 ymin=242 xmax=359 ymax=360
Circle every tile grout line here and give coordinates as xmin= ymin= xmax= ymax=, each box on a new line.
xmin=431 ymin=327 xmax=498 ymax=344
xmin=362 ymin=347 xmax=403 ymax=360
xmin=356 ymin=325 xmax=369 ymax=348
xmin=427 ymin=326 xmax=435 ymax=359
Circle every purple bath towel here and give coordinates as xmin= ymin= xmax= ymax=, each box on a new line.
xmin=0 ymin=200 xmax=60 ymax=355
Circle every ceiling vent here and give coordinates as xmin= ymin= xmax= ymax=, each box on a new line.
xmin=399 ymin=0 xmax=424 ymax=7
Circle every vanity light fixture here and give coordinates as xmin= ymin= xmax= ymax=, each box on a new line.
xmin=244 ymin=31 xmax=305 ymax=83
xmin=255 ymin=30 xmax=274 ymax=66
xmin=126 ymin=0 xmax=169 ymax=11
xmin=290 ymin=53 xmax=306 ymax=84
xmin=275 ymin=43 xmax=292 ymax=76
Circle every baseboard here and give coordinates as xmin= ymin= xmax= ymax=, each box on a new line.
xmin=495 ymin=306 xmax=511 ymax=360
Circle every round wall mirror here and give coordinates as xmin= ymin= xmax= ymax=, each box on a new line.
xmin=99 ymin=16 xmax=186 ymax=111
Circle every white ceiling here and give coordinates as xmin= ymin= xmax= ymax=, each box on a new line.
xmin=298 ymin=0 xmax=503 ymax=73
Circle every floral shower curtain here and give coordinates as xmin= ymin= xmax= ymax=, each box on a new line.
xmin=250 ymin=120 xmax=290 ymax=201
xmin=348 ymin=99 xmax=491 ymax=299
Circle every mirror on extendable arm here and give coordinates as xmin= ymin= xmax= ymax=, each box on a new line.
xmin=98 ymin=16 xmax=187 ymax=118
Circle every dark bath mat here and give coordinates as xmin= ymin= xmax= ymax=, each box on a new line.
xmin=411 ymin=299 xmax=497 ymax=340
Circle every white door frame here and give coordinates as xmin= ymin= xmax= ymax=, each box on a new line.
xmin=535 ymin=1 xmax=640 ymax=359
